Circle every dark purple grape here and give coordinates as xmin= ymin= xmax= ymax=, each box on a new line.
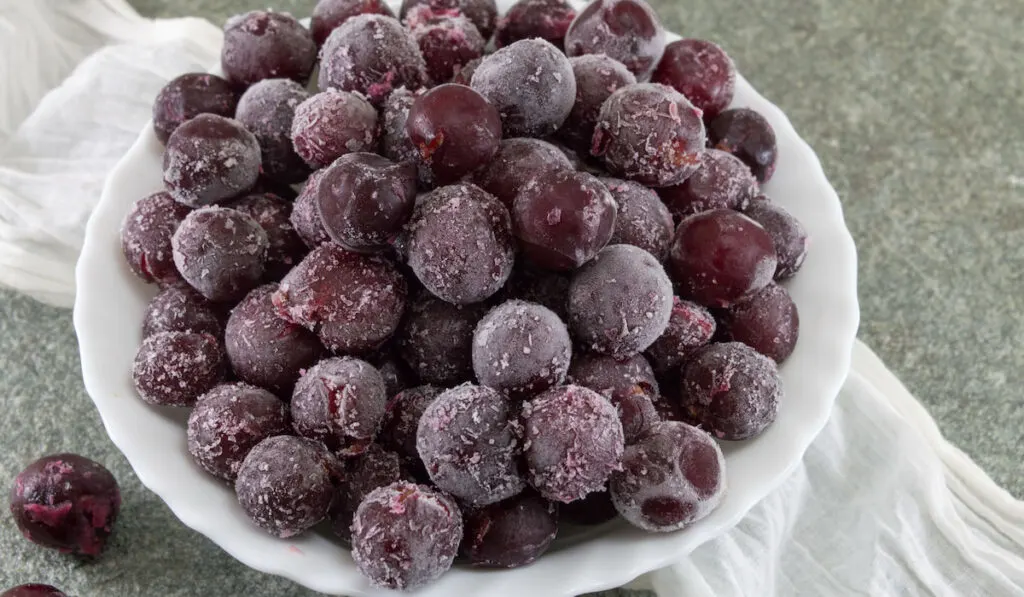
xmin=351 ymin=481 xmax=463 ymax=590
xmin=742 ymin=198 xmax=808 ymax=279
xmin=380 ymin=385 xmax=442 ymax=468
xmin=652 ymin=39 xmax=736 ymax=122
xmin=1 ymin=585 xmax=68 ymax=597
xmin=380 ymin=87 xmax=436 ymax=189
xmin=121 ymin=191 xmax=191 ymax=286
xmin=569 ymin=352 xmax=660 ymax=443
xmin=470 ymin=39 xmax=576 ymax=137
xmin=230 ymin=194 xmax=308 ymax=281
xmin=290 ymin=170 xmax=332 ymax=249
xmin=408 ymin=11 xmax=486 ymax=84
xmin=225 ymin=285 xmax=325 ymax=397
xmin=235 ymin=435 xmax=338 ymax=538
xmin=291 ymin=90 xmax=380 ymax=170
xmin=142 ymin=284 xmax=224 ymax=338
xmin=235 ymin=78 xmax=310 ymax=184
xmin=291 ymin=357 xmax=388 ymax=454
xmin=603 ymin=177 xmax=674 ymax=261
xmin=558 ymin=54 xmax=636 ymax=154
xmin=153 ymin=73 xmax=238 ymax=144
xmin=512 ymin=169 xmax=617 ymax=271
xmin=560 ymin=490 xmax=617 ymax=525
xmin=398 ymin=293 xmax=485 ymax=385
xmin=609 ymin=420 xmax=725 ymax=531
xmin=592 ymin=83 xmax=706 ymax=188
xmin=162 ymin=114 xmax=261 ymax=208
xmin=707 ymin=108 xmax=778 ymax=183
xmin=406 ymin=84 xmax=502 ymax=185
xmin=522 ymin=385 xmax=624 ymax=502
xmin=221 ymin=10 xmax=317 ymax=87
xmin=474 ymin=138 xmax=574 ymax=210
xmin=568 ymin=244 xmax=674 ymax=357
xmin=318 ymin=14 xmax=427 ymax=106
xmin=451 ymin=57 xmax=482 ymax=85
xmin=171 ymin=206 xmax=269 ymax=303
xmin=273 ymin=244 xmax=407 ymax=353
xmin=133 ymin=331 xmax=226 ymax=407
xmin=416 ymin=384 xmax=525 ymax=506
xmin=461 ymin=491 xmax=558 ymax=568
xmin=400 ymin=0 xmax=498 ymax=39
xmin=679 ymin=342 xmax=781 ymax=440
xmin=9 ymin=454 xmax=120 ymax=557
xmin=657 ymin=149 xmax=757 ymax=219
xmin=645 ymin=297 xmax=715 ymax=376
xmin=311 ymin=0 xmax=396 ymax=47
xmin=187 ymin=382 xmax=292 ymax=481
xmin=501 ymin=265 xmax=570 ymax=320
xmin=717 ymin=282 xmax=799 ymax=363
xmin=472 ymin=300 xmax=572 ymax=398
xmin=495 ymin=0 xmax=577 ymax=50
xmin=316 ymin=153 xmax=417 ymax=252
xmin=668 ymin=209 xmax=776 ymax=308
xmin=329 ymin=444 xmax=407 ymax=542
xmin=406 ymin=183 xmax=514 ymax=304
xmin=564 ymin=0 xmax=666 ymax=78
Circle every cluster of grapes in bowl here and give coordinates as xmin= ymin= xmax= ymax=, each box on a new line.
xmin=119 ymin=0 xmax=808 ymax=590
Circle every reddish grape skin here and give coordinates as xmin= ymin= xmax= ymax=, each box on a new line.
xmin=461 ymin=491 xmax=559 ymax=568
xmin=234 ymin=436 xmax=339 ymax=538
xmin=568 ymin=352 xmax=661 ymax=443
xmin=273 ymin=244 xmax=408 ymax=353
xmin=380 ymin=385 xmax=442 ymax=470
xmin=318 ymin=14 xmax=428 ymax=106
xmin=495 ymin=0 xmax=577 ymax=50
xmin=568 ymin=244 xmax=674 ymax=358
xmin=311 ymin=0 xmax=396 ymax=47
xmin=291 ymin=357 xmax=388 ymax=454
xmin=120 ymin=191 xmax=190 ymax=286
xmin=1 ymin=586 xmax=69 ymax=597
xmin=592 ymin=83 xmax=706 ymax=188
xmin=316 ymin=153 xmax=417 ymax=252
xmin=133 ymin=331 xmax=226 ymax=407
xmin=416 ymin=384 xmax=526 ymax=506
xmin=400 ymin=0 xmax=498 ymax=39
xmin=408 ymin=11 xmax=486 ymax=84
xmin=9 ymin=454 xmax=120 ymax=557
xmin=329 ymin=444 xmax=407 ymax=542
xmin=717 ymin=282 xmax=800 ymax=363
xmin=668 ymin=209 xmax=777 ymax=308
xmin=707 ymin=108 xmax=779 ymax=183
xmin=658 ymin=149 xmax=757 ymax=220
xmin=142 ymin=284 xmax=224 ymax=338
xmin=558 ymin=55 xmax=636 ymax=154
xmin=522 ymin=384 xmax=625 ymax=503
xmin=230 ymin=194 xmax=308 ymax=281
xmin=474 ymin=138 xmax=574 ymax=210
xmin=290 ymin=90 xmax=380 ymax=170
xmin=235 ymin=79 xmax=310 ymax=184
xmin=512 ymin=169 xmax=617 ymax=272
xmin=153 ymin=73 xmax=238 ymax=144
xmin=171 ymin=207 xmax=269 ymax=304
xmin=290 ymin=170 xmax=332 ymax=249
xmin=603 ymin=177 xmax=674 ymax=261
xmin=225 ymin=285 xmax=325 ymax=397
xmin=472 ymin=300 xmax=572 ymax=399
xmin=405 ymin=84 xmax=502 ymax=185
xmin=186 ymin=382 xmax=292 ymax=481
xmin=679 ymin=342 xmax=782 ymax=441
xmin=652 ymin=39 xmax=736 ymax=122
xmin=398 ymin=293 xmax=485 ymax=385
xmin=609 ymin=420 xmax=725 ymax=531
xmin=645 ymin=297 xmax=716 ymax=376
xmin=743 ymin=198 xmax=809 ymax=280
xmin=564 ymin=0 xmax=667 ymax=79
xmin=380 ymin=87 xmax=436 ymax=189
xmin=162 ymin=114 xmax=261 ymax=208
xmin=470 ymin=39 xmax=577 ymax=138
xmin=560 ymin=490 xmax=618 ymax=525
xmin=351 ymin=482 xmax=463 ymax=590
xmin=220 ymin=11 xmax=317 ymax=87
xmin=406 ymin=183 xmax=515 ymax=305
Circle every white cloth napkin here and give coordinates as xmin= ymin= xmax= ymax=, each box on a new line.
xmin=2 ymin=1 xmax=1022 ymax=595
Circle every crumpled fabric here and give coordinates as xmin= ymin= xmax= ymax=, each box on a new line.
xmin=1 ymin=2 xmax=1022 ymax=596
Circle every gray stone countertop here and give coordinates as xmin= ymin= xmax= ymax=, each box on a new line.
xmin=1 ymin=0 xmax=1022 ymax=595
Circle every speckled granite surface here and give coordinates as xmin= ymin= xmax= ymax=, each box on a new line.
xmin=1 ymin=0 xmax=1021 ymax=594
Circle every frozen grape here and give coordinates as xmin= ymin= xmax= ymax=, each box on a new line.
xmin=235 ymin=78 xmax=310 ymax=184
xmin=153 ymin=73 xmax=238 ymax=144
xmin=707 ymin=107 xmax=778 ymax=183
xmin=495 ymin=0 xmax=577 ymax=50
xmin=133 ymin=331 xmax=226 ymax=407
xmin=162 ymin=114 xmax=261 ymax=208
xmin=398 ymin=293 xmax=485 ymax=385
xmin=416 ymin=384 xmax=525 ymax=506
xmin=560 ymin=490 xmax=617 ymax=525
xmin=568 ymin=352 xmax=660 ymax=443
xmin=652 ymin=39 xmax=735 ymax=122
xmin=558 ymin=54 xmax=636 ymax=154
xmin=311 ymin=0 xmax=396 ymax=46
xmin=717 ymin=282 xmax=799 ymax=363
xmin=221 ymin=10 xmax=316 ymax=87
xmin=291 ymin=357 xmax=388 ymax=454
xmin=172 ymin=206 xmax=269 ymax=303
xmin=329 ymin=444 xmax=407 ymax=541
xmin=565 ymin=0 xmax=666 ymax=78
xmin=230 ymin=194 xmax=307 ymax=281
xmin=400 ymin=0 xmax=498 ymax=39
xmin=461 ymin=491 xmax=558 ymax=567
xmin=186 ymin=382 xmax=292 ymax=481
xmin=290 ymin=170 xmax=332 ymax=249
xmin=603 ymin=177 xmax=674 ymax=261
xmin=142 ymin=284 xmax=224 ymax=338
xmin=1 ymin=586 xmax=68 ymax=597
xmin=380 ymin=384 xmax=442 ymax=469
xmin=657 ymin=148 xmax=757 ymax=219
xmin=380 ymin=87 xmax=436 ymax=189
xmin=645 ymin=297 xmax=715 ymax=376
xmin=743 ymin=198 xmax=809 ymax=280
xmin=291 ymin=90 xmax=380 ymax=170
xmin=120 ymin=191 xmax=190 ymax=286
xmin=609 ymin=420 xmax=725 ymax=531
xmin=474 ymin=138 xmax=574 ymax=210
xmin=408 ymin=11 xmax=486 ymax=84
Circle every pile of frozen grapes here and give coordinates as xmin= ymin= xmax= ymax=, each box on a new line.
xmin=121 ymin=0 xmax=809 ymax=590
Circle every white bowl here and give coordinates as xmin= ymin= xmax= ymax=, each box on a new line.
xmin=74 ymin=3 xmax=859 ymax=595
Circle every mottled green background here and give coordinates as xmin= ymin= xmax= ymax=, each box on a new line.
xmin=1 ymin=0 xmax=1021 ymax=595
